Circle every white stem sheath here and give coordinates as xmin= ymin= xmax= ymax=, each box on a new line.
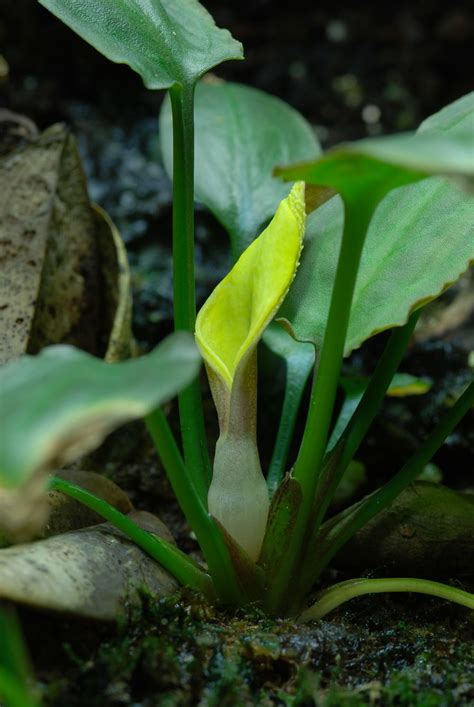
xmin=209 ymin=435 xmax=269 ymax=561
xmin=206 ymin=352 xmax=269 ymax=561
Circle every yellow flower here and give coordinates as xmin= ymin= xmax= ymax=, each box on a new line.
xmin=195 ymin=182 xmax=306 ymax=560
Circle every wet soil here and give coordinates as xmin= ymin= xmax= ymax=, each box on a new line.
xmin=20 ymin=589 xmax=474 ymax=706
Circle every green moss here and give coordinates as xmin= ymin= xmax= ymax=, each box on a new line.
xmin=34 ymin=589 xmax=473 ymax=706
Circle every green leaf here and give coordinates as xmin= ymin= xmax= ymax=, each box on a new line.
xmin=418 ymin=90 xmax=474 ymax=133
xmin=276 ymin=114 xmax=473 ymax=198
xmin=0 ymin=332 xmax=200 ymax=489
xmin=0 ymin=606 xmax=39 ymax=707
xmin=299 ymin=576 xmax=474 ymax=621
xmin=385 ymin=373 xmax=432 ymax=397
xmin=38 ymin=0 xmax=243 ymax=90
xmin=160 ymin=80 xmax=320 ymax=256
xmin=328 ymin=373 xmax=432 ymax=452
xmin=259 ymin=475 xmax=303 ymax=573
xmin=279 ymin=93 xmax=474 ymax=354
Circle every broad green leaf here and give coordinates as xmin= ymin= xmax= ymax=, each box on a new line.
xmin=38 ymin=0 xmax=243 ymax=90
xmin=0 ymin=332 xmax=200 ymax=489
xmin=268 ymin=95 xmax=473 ymax=501
xmin=277 ymin=130 xmax=474 ymax=197
xmin=418 ymin=90 xmax=474 ymax=134
xmin=160 ymin=80 xmax=320 ymax=256
xmin=279 ymin=93 xmax=474 ymax=354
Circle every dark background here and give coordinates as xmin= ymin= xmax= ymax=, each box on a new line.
xmin=2 ymin=0 xmax=474 ymax=140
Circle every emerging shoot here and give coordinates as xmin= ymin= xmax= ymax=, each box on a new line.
xmin=195 ymin=182 xmax=306 ymax=559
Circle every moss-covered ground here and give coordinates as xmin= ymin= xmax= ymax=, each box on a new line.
xmin=23 ymin=585 xmax=473 ymax=706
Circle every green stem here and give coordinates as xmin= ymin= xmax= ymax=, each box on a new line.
xmin=0 ymin=668 xmax=39 ymax=707
xmin=313 ymin=310 xmax=420 ymax=526
xmin=299 ymin=577 xmax=474 ymax=621
xmin=265 ymin=196 xmax=375 ymax=614
xmin=0 ymin=606 xmax=40 ymax=707
xmin=313 ymin=381 xmax=474 ymax=579
xmin=267 ymin=354 xmax=313 ymax=496
xmin=49 ymin=475 xmax=214 ymax=599
xmin=294 ymin=198 xmax=373 ymax=490
xmin=145 ymin=409 xmax=247 ymax=605
xmin=169 ymin=82 xmax=211 ymax=493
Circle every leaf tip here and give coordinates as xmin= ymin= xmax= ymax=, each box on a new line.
xmin=287 ymin=180 xmax=306 ymax=235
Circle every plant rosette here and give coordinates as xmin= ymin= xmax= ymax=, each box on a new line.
xmin=0 ymin=0 xmax=472 ymax=654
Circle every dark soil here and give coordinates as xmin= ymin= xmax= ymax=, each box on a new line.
xmin=1 ymin=1 xmax=473 ymax=705
xmin=20 ymin=589 xmax=474 ymax=706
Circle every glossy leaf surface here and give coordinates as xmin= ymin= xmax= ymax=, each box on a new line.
xmin=39 ymin=0 xmax=243 ymax=89
xmin=278 ymin=93 xmax=474 ymax=354
xmin=0 ymin=333 xmax=200 ymax=488
xmin=160 ymin=80 xmax=320 ymax=255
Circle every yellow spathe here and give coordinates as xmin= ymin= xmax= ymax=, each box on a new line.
xmin=196 ymin=182 xmax=306 ymax=389
xmin=195 ymin=181 xmax=306 ymax=561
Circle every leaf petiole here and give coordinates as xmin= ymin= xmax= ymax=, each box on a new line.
xmin=266 ymin=195 xmax=377 ymax=614
xmin=169 ymin=82 xmax=212 ymax=499
xmin=299 ymin=577 xmax=474 ymax=621
xmin=311 ymin=381 xmax=474 ymax=580
xmin=146 ymin=409 xmax=247 ymax=604
xmin=49 ymin=475 xmax=215 ymax=598
xmin=312 ymin=309 xmax=421 ymax=527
